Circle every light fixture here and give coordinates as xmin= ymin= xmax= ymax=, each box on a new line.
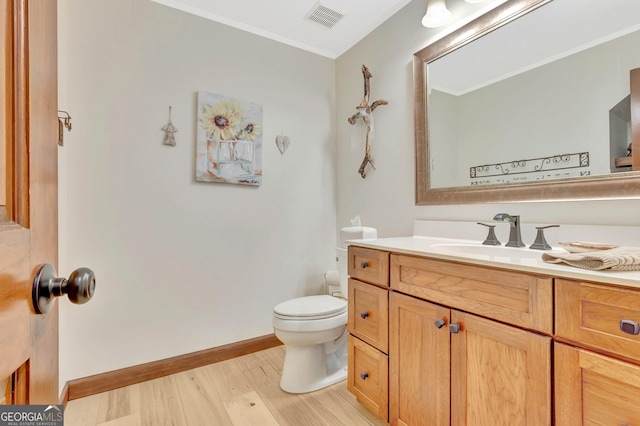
xmin=422 ymin=0 xmax=452 ymax=28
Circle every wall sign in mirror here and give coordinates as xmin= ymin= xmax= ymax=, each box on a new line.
xmin=414 ymin=0 xmax=640 ymax=205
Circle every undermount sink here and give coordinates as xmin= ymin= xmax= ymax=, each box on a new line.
xmin=429 ymin=243 xmax=561 ymax=259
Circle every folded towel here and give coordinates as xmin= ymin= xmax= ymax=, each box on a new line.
xmin=542 ymin=246 xmax=640 ymax=271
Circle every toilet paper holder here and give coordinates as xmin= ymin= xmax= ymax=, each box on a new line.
xmin=324 ymin=270 xmax=342 ymax=298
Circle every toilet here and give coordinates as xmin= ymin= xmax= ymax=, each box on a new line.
xmin=272 ymin=248 xmax=350 ymax=394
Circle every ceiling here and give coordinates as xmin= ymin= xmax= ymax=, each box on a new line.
xmin=147 ymin=0 xmax=640 ymax=91
xmin=149 ymin=0 xmax=497 ymax=59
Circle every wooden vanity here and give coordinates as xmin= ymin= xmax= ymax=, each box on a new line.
xmin=346 ymin=243 xmax=640 ymax=425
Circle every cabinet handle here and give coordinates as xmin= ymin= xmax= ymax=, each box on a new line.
xmin=450 ymin=323 xmax=461 ymax=333
xmin=360 ymin=372 xmax=369 ymax=380
xmin=360 ymin=261 xmax=368 ymax=269
xmin=620 ymin=319 xmax=640 ymax=335
xmin=360 ymin=311 xmax=369 ymax=319
xmin=434 ymin=318 xmax=446 ymax=329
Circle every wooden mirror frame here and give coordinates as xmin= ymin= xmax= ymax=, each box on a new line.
xmin=414 ymin=0 xmax=640 ymax=205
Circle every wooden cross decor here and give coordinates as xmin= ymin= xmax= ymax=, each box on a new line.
xmin=348 ymin=65 xmax=388 ymax=178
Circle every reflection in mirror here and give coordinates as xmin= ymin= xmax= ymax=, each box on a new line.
xmin=414 ymin=0 xmax=640 ymax=205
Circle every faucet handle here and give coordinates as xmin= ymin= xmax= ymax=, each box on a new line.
xmin=529 ymin=225 xmax=560 ymax=250
xmin=477 ymin=222 xmax=501 ymax=246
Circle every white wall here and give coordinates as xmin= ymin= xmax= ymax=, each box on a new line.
xmin=57 ymin=0 xmax=337 ymax=389
xmin=336 ymin=0 xmax=640 ymax=239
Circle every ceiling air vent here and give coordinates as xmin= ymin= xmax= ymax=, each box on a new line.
xmin=305 ymin=2 xmax=344 ymax=29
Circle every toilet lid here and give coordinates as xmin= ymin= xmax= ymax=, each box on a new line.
xmin=274 ymin=295 xmax=347 ymax=319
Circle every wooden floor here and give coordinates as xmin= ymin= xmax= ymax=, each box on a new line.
xmin=64 ymin=345 xmax=386 ymax=426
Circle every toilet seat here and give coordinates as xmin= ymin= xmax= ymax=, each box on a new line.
xmin=274 ymin=295 xmax=347 ymax=320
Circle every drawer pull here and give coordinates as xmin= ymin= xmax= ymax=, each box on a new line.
xmin=434 ymin=318 xmax=446 ymax=329
xmin=360 ymin=261 xmax=369 ymax=269
xmin=360 ymin=311 xmax=369 ymax=319
xmin=360 ymin=372 xmax=369 ymax=380
xmin=450 ymin=323 xmax=461 ymax=333
xmin=620 ymin=319 xmax=640 ymax=335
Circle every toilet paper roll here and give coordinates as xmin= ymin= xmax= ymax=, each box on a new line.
xmin=324 ymin=270 xmax=341 ymax=296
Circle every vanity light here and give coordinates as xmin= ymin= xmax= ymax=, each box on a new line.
xmin=422 ymin=0 xmax=452 ymax=28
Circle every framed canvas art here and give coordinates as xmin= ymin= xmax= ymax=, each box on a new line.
xmin=196 ymin=92 xmax=263 ymax=186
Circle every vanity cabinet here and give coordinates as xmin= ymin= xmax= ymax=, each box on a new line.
xmin=389 ymin=255 xmax=552 ymax=426
xmin=347 ymin=246 xmax=390 ymax=422
xmin=555 ymin=279 xmax=640 ymax=425
xmin=347 ymin=244 xmax=640 ymax=425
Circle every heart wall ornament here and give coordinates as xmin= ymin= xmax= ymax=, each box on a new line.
xmin=276 ymin=135 xmax=290 ymax=154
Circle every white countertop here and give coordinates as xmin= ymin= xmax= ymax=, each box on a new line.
xmin=348 ymin=236 xmax=640 ymax=290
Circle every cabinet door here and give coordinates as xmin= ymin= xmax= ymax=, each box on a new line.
xmin=389 ymin=292 xmax=450 ymax=426
xmin=555 ymin=343 xmax=640 ymax=425
xmin=450 ymin=311 xmax=551 ymax=426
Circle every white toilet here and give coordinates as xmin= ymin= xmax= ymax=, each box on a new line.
xmin=272 ymin=248 xmax=350 ymax=393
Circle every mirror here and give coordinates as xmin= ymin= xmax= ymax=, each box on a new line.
xmin=414 ymin=0 xmax=640 ymax=205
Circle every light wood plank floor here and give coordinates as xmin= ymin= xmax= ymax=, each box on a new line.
xmin=64 ymin=345 xmax=386 ymax=426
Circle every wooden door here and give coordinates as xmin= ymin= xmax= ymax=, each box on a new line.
xmin=389 ymin=292 xmax=450 ymax=426
xmin=555 ymin=343 xmax=640 ymax=425
xmin=450 ymin=310 xmax=551 ymax=426
xmin=1 ymin=0 xmax=59 ymax=404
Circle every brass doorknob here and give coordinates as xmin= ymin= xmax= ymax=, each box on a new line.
xmin=32 ymin=264 xmax=96 ymax=314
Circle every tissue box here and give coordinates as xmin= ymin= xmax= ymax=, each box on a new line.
xmin=340 ymin=226 xmax=377 ymax=249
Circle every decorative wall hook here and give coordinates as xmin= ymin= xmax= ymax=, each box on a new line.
xmin=275 ymin=125 xmax=290 ymax=154
xmin=57 ymin=111 xmax=72 ymax=147
xmin=162 ymin=106 xmax=178 ymax=146
xmin=347 ymin=65 xmax=388 ymax=178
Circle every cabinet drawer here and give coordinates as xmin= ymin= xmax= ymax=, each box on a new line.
xmin=348 ymin=278 xmax=389 ymax=353
xmin=556 ymin=279 xmax=640 ymax=362
xmin=348 ymin=246 xmax=389 ymax=288
xmin=348 ymin=334 xmax=389 ymax=422
xmin=391 ymin=254 xmax=553 ymax=334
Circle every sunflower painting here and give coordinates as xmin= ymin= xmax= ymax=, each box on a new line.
xmin=196 ymin=92 xmax=263 ymax=186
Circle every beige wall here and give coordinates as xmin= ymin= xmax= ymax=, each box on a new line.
xmin=57 ymin=0 xmax=337 ymax=389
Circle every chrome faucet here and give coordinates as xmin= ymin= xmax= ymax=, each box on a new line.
xmin=493 ymin=213 xmax=525 ymax=247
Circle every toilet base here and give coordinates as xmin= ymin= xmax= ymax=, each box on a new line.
xmin=279 ymin=329 xmax=348 ymax=394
